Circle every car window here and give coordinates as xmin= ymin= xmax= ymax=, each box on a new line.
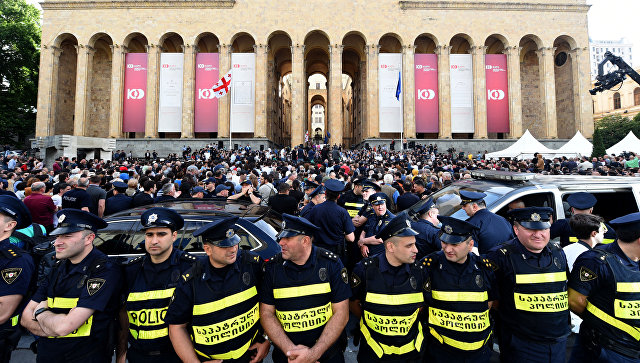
xmin=94 ymin=220 xmax=137 ymax=255
xmin=495 ymin=192 xmax=556 ymax=219
xmin=430 ymin=186 xmax=504 ymax=220
xmin=561 ymin=189 xmax=638 ymax=223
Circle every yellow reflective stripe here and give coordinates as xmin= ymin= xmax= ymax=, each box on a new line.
xmin=194 ymin=331 xmax=257 ymax=360
xmin=273 ymin=283 xmax=331 ymax=299
xmin=360 ymin=319 xmax=423 ymax=358
xmin=345 ymin=202 xmax=364 ymax=208
xmin=127 ymin=307 xmax=167 ymax=327
xmin=48 ymin=316 xmax=93 ymax=338
xmin=193 ymin=287 xmax=257 ymax=316
xmin=602 ymin=238 xmax=615 ymax=244
xmin=428 ymin=307 xmax=490 ymax=332
xmin=47 ymin=296 xmax=79 ymax=309
xmin=365 ymin=292 xmax=423 ymax=306
xmin=569 ymin=237 xmax=578 ymax=242
xmin=11 ymin=315 xmax=18 ymax=327
xmin=429 ymin=326 xmax=492 ymax=351
xmin=276 ymin=302 xmax=333 ymax=332
xmin=587 ymin=302 xmax=640 ymax=340
xmin=127 ymin=288 xmax=175 ymax=302
xmin=347 ymin=210 xmax=359 ymax=217
xmin=614 ymin=299 xmax=640 ymax=319
xmin=431 ymin=290 xmax=488 ymax=302
xmin=129 ymin=327 xmax=168 ymax=340
xmin=364 ymin=309 xmax=419 ymax=336
xmin=193 ymin=303 xmax=260 ymax=345
xmin=515 ymin=272 xmax=566 ymax=284
xmin=618 ymin=283 xmax=640 ymax=293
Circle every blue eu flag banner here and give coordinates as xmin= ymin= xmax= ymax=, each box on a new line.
xmin=395 ymin=71 xmax=401 ymax=101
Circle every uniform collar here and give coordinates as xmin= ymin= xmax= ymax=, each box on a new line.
xmin=378 ymin=252 xmax=411 ymax=275
xmin=285 ymin=246 xmax=317 ymax=269
xmin=65 ymin=247 xmax=100 ymax=274
xmin=607 ymin=241 xmax=639 ymax=270
xmin=576 ymin=240 xmax=593 ymax=251
xmin=143 ymin=248 xmax=180 ymax=271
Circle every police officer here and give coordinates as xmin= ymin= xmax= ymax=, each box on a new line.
xmin=352 ymin=180 xmax=380 ymax=229
xmin=568 ymin=212 xmax=640 ymax=362
xmin=459 ymin=190 xmax=513 ymax=254
xmin=22 ymin=209 xmax=122 ymax=363
xmin=339 ymin=176 xmax=366 ymax=218
xmin=421 ymin=216 xmax=497 ymax=363
xmin=350 ymin=212 xmax=425 ymax=362
xmin=105 ymin=181 xmax=132 ymax=216
xmin=551 ymin=192 xmax=616 ymax=247
xmin=307 ymin=179 xmax=355 ymax=256
xmin=301 ymin=180 xmax=320 ymax=208
xmin=486 ymin=207 xmax=570 ymax=362
xmin=300 ymin=185 xmax=325 ymax=218
xmin=0 ymin=195 xmax=34 ymax=361
xmin=117 ymin=207 xmax=198 ymax=363
xmin=358 ymin=192 xmax=394 ymax=258
xmin=260 ymin=214 xmax=351 ymax=363
xmin=410 ymin=198 xmax=441 ymax=260
xmin=165 ymin=216 xmax=270 ymax=362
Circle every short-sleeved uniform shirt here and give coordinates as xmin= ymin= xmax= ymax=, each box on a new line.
xmin=61 ymin=188 xmax=92 ymax=210
xmin=0 ymin=239 xmax=34 ymax=332
xmin=307 ymin=201 xmax=355 ymax=250
xmin=411 ymin=219 xmax=441 ymax=260
xmin=361 ymin=211 xmax=394 ymax=257
xmin=350 ymin=252 xmax=417 ymax=302
xmin=104 ymin=194 xmax=133 ymax=216
xmin=466 ymin=209 xmax=514 ymax=255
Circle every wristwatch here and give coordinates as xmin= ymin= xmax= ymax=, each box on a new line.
xmin=33 ymin=307 xmax=49 ymax=321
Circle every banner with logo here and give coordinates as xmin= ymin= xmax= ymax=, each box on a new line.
xmin=449 ymin=54 xmax=474 ymax=133
xmin=230 ymin=53 xmax=255 ymax=133
xmin=122 ymin=53 xmax=147 ymax=133
xmin=157 ymin=53 xmax=184 ymax=132
xmin=378 ymin=53 xmax=403 ymax=133
xmin=485 ymin=54 xmax=509 ymax=133
xmin=194 ymin=53 xmax=219 ymax=132
xmin=414 ymin=54 xmax=439 ymax=133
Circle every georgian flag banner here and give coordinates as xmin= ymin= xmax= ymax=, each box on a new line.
xmin=212 ymin=69 xmax=232 ymax=98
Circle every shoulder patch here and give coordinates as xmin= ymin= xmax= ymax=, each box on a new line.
xmin=341 ymin=268 xmax=349 ymax=284
xmin=350 ymin=272 xmax=361 ymax=288
xmin=86 ymin=278 xmax=106 ymax=296
xmin=579 ymin=266 xmax=597 ymax=282
xmin=2 ymin=268 xmax=22 ymax=284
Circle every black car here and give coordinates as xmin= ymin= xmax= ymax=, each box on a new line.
xmin=95 ymin=199 xmax=282 ymax=260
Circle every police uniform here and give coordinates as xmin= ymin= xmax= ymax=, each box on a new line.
xmin=351 ymin=213 xmax=424 ymax=362
xmin=410 ymin=198 xmax=441 ymax=260
xmin=460 ymin=191 xmax=514 ymax=254
xmin=32 ymin=209 xmax=122 ymax=363
xmin=361 ymin=193 xmax=395 ymax=257
xmin=339 ymin=177 xmax=366 ymax=218
xmin=306 ymin=180 xmax=355 ymax=255
xmin=486 ymin=207 xmax=570 ymax=363
xmin=105 ymin=181 xmax=133 ymax=216
xmin=551 ymin=192 xmax=616 ymax=247
xmin=261 ymin=214 xmax=351 ymax=363
xmin=0 ymin=196 xmax=34 ymax=361
xmin=121 ymin=208 xmax=198 ymax=362
xmin=568 ymin=212 xmax=640 ymax=363
xmin=300 ymin=185 xmax=324 ymax=218
xmin=357 ymin=181 xmax=381 ymax=221
xmin=164 ymin=216 xmax=265 ymax=362
xmin=421 ymin=216 xmax=497 ymax=363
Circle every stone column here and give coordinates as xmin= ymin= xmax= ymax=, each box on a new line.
xmin=144 ymin=44 xmax=160 ymax=138
xmin=36 ymin=45 xmax=62 ymax=137
xmin=254 ymin=43 xmax=268 ymax=138
xmin=536 ymin=47 xmax=558 ymax=138
xmin=329 ymin=44 xmax=343 ymax=146
xmin=570 ymin=47 xmax=593 ymax=137
xmin=402 ymin=45 xmax=416 ymax=139
xmin=181 ymin=44 xmax=196 ymax=138
xmin=365 ymin=44 xmax=379 ymax=139
xmin=290 ymin=44 xmax=305 ymax=146
xmin=109 ymin=45 xmax=126 ymax=138
xmin=359 ymin=61 xmax=367 ymax=142
xmin=471 ymin=45 xmax=488 ymax=138
xmin=504 ymin=46 xmax=523 ymax=138
xmin=72 ymin=45 xmax=94 ymax=136
xmin=436 ymin=45 xmax=451 ymax=138
xmin=217 ymin=44 xmax=231 ymax=138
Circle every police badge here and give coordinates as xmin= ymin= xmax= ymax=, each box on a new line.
xmin=319 ymin=268 xmax=327 ymax=281
xmin=444 ymin=225 xmax=453 ymax=234
xmin=147 ymin=213 xmax=158 ymax=224
xmin=57 ymin=213 xmax=66 ymax=224
xmin=1 ymin=268 xmax=21 ymax=284
xmin=475 ymin=275 xmax=483 ymax=288
xmin=226 ymin=229 xmax=234 ymax=238
xmin=531 ymin=213 xmax=541 ymax=222
xmin=410 ymin=276 xmax=417 ymax=290
xmin=243 ymin=272 xmax=251 ymax=286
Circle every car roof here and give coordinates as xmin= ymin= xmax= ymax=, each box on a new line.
xmin=469 ymin=170 xmax=635 ymax=188
xmin=106 ymin=199 xmax=271 ymax=219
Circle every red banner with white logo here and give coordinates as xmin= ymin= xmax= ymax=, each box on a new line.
xmin=122 ymin=53 xmax=147 ymax=133
xmin=485 ymin=54 xmax=509 ymax=133
xmin=194 ymin=53 xmax=219 ymax=132
xmin=414 ymin=54 xmax=439 ymax=133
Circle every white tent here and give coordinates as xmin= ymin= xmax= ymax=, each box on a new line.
xmin=553 ymin=131 xmax=593 ymax=158
xmin=485 ymin=129 xmax=556 ymax=160
xmin=606 ymin=131 xmax=640 ymax=155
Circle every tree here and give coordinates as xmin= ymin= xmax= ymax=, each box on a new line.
xmin=0 ymin=0 xmax=41 ymax=147
xmin=591 ymin=127 xmax=606 ymax=157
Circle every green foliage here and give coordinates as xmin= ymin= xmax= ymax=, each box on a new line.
xmin=591 ymin=128 xmax=606 ymax=157
xmin=593 ymin=115 xmax=640 ymax=153
xmin=0 ymin=0 xmax=41 ymax=147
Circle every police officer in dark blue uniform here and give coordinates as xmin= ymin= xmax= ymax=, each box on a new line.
xmin=307 ymin=179 xmax=355 ymax=257
xmin=486 ymin=207 xmax=570 ymax=363
xmin=300 ymin=185 xmax=325 ymax=218
xmin=22 ymin=209 xmax=122 ymax=363
xmin=568 ymin=212 xmax=640 ymax=363
xmin=338 ymin=176 xmax=366 ymax=218
xmin=460 ymin=190 xmax=513 ymax=254
xmin=551 ymin=192 xmax=616 ymax=247
xmin=0 ymin=195 xmax=34 ymax=361
xmin=350 ymin=212 xmax=424 ymax=362
xmin=421 ymin=216 xmax=497 ymax=363
xmin=105 ymin=181 xmax=133 ymax=216
xmin=410 ymin=198 xmax=441 ymax=260
xmin=165 ymin=216 xmax=270 ymax=362
xmin=358 ymin=192 xmax=394 ymax=258
xmin=260 ymin=214 xmax=351 ymax=363
xmin=117 ymin=207 xmax=198 ymax=363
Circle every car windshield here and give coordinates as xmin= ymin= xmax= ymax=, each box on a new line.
xmin=428 ymin=182 xmax=515 ymax=220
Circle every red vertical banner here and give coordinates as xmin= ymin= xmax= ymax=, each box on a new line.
xmin=414 ymin=54 xmax=439 ymax=133
xmin=122 ymin=53 xmax=147 ymax=133
xmin=194 ymin=53 xmax=219 ymax=132
xmin=485 ymin=54 xmax=509 ymax=133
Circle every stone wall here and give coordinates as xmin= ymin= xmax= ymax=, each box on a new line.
xmin=87 ymin=47 xmax=112 ymax=137
xmin=54 ymin=42 xmax=77 ymax=135
xmin=555 ymin=55 xmax=575 ymax=139
xmin=520 ymin=52 xmax=543 ymax=138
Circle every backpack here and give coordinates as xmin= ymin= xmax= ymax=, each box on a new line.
xmin=11 ymin=223 xmax=56 ymax=293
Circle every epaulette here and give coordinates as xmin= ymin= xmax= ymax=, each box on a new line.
xmin=181 ymin=260 xmax=202 ymax=282
xmin=264 ymin=253 xmax=283 ymax=265
xmin=89 ymin=257 xmax=108 ymax=273
xmin=180 ymin=252 xmax=198 ymax=263
xmin=480 ymin=257 xmax=496 ymax=271
xmin=419 ymin=255 xmax=435 ymax=270
xmin=124 ymin=256 xmax=143 ymax=266
xmin=242 ymin=251 xmax=262 ymax=264
xmin=317 ymin=248 xmax=338 ymax=262
xmin=0 ymin=246 xmax=23 ymax=259
xmin=362 ymin=256 xmax=379 ymax=268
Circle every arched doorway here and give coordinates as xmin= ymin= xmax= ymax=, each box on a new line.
xmin=485 ymin=34 xmax=508 ymax=139
xmin=378 ymin=33 xmax=403 ymax=142
xmin=554 ymin=35 xmax=577 ymax=139
xmin=53 ymin=34 xmax=78 ymax=135
xmin=304 ymin=31 xmax=330 ymax=146
xmin=449 ymin=34 xmax=473 ymax=139
xmin=229 ymin=33 xmax=256 ymax=139
xmin=194 ymin=32 xmax=220 ymax=139
xmin=413 ymin=33 xmax=438 ymax=139
xmin=87 ymin=33 xmax=113 ymax=138
xmin=267 ymin=32 xmax=292 ymax=146
xmin=122 ymin=32 xmax=148 ymax=138
xmin=342 ymin=32 xmax=366 ymax=146
xmin=157 ymin=32 xmax=184 ymax=138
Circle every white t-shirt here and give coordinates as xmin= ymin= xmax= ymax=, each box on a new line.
xmin=563 ymin=241 xmax=591 ymax=333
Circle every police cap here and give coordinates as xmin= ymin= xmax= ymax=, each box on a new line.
xmin=277 ymin=213 xmax=319 ymax=239
xmin=324 ymin=179 xmax=345 ymax=193
xmin=304 ymin=180 xmax=319 ymax=190
xmin=609 ymin=212 xmax=640 ymax=235
xmin=0 ymin=195 xmax=32 ymax=230
xmin=140 ymin=207 xmax=184 ymax=231
xmin=437 ymin=215 xmax=477 ymax=244
xmin=375 ymin=212 xmax=419 ymax=241
xmin=193 ymin=216 xmax=240 ymax=247
xmin=309 ymin=185 xmax=325 ymax=198
xmin=459 ymin=190 xmax=486 ymax=205
xmin=507 ymin=207 xmax=553 ymax=230
xmin=51 ymin=209 xmax=108 ymax=236
xmin=415 ymin=198 xmax=435 ymax=215
xmin=361 ymin=180 xmax=381 ymax=192
xmin=370 ymin=192 xmax=387 ymax=206
xmin=113 ymin=181 xmax=128 ymax=191
xmin=567 ymin=192 xmax=597 ymax=210
xmin=352 ymin=176 xmax=367 ymax=186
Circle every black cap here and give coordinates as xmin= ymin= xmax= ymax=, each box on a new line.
xmin=362 ymin=180 xmax=381 ymax=192
xmin=437 ymin=215 xmax=477 ymax=244
xmin=459 ymin=190 xmax=486 ymax=205
xmin=309 ymin=185 xmax=325 ymax=198
xmin=352 ymin=176 xmax=367 ymax=186
xmin=113 ymin=181 xmax=128 ymax=191
xmin=415 ymin=198 xmax=435 ymax=215
xmin=277 ymin=213 xmax=319 ymax=239
xmin=51 ymin=209 xmax=108 ymax=236
xmin=193 ymin=216 xmax=240 ymax=247
xmin=610 ymin=212 xmax=640 ymax=235
xmin=304 ymin=180 xmax=319 ymax=190
xmin=370 ymin=192 xmax=387 ymax=206
xmin=240 ymin=180 xmax=252 ymax=185
xmin=324 ymin=179 xmax=345 ymax=192
xmin=507 ymin=207 xmax=554 ymax=230
xmin=140 ymin=207 xmax=184 ymax=231
xmin=0 ymin=195 xmax=31 ymax=230
xmin=375 ymin=213 xmax=419 ymax=241
xmin=567 ymin=192 xmax=597 ymax=210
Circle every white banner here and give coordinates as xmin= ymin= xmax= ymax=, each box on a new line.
xmin=378 ymin=53 xmax=403 ymax=133
xmin=158 ymin=53 xmax=184 ymax=132
xmin=230 ymin=53 xmax=256 ymax=133
xmin=449 ymin=54 xmax=474 ymax=133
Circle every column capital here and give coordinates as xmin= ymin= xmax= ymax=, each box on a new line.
xmin=217 ymin=43 xmax=232 ymax=54
xmin=253 ymin=43 xmax=269 ymax=54
xmin=365 ymin=44 xmax=380 ymax=55
xmin=569 ymin=46 xmax=588 ymax=55
xmin=435 ymin=45 xmax=451 ymax=55
xmin=502 ymin=45 xmax=522 ymax=55
xmin=535 ymin=46 xmax=557 ymax=57
xmin=84 ymin=45 xmax=96 ymax=56
xmin=469 ymin=45 xmax=487 ymax=55
xmin=402 ymin=44 xmax=416 ymax=54
xmin=73 ymin=44 xmax=85 ymax=52
xmin=328 ymin=44 xmax=344 ymax=54
xmin=180 ymin=44 xmax=197 ymax=53
xmin=290 ymin=43 xmax=305 ymax=54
